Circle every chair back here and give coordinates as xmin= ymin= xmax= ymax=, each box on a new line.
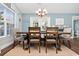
xmin=29 ymin=27 xmax=40 ymax=33
xmin=28 ymin=27 xmax=40 ymax=39
xmin=46 ymin=27 xmax=59 ymax=39
xmin=63 ymin=27 xmax=72 ymax=37
xmin=63 ymin=27 xmax=71 ymax=33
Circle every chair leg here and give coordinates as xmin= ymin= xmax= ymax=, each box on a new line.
xmin=46 ymin=43 xmax=47 ymax=53
xmin=56 ymin=43 xmax=58 ymax=54
xmin=68 ymin=40 xmax=71 ymax=49
xmin=39 ymin=42 xmax=40 ymax=53
xmin=18 ymin=41 xmax=21 ymax=45
xmin=29 ymin=43 xmax=30 ymax=53
xmin=63 ymin=40 xmax=65 ymax=45
xmin=58 ymin=39 xmax=62 ymax=51
xmin=56 ymin=49 xmax=58 ymax=54
xmin=23 ymin=41 xmax=24 ymax=49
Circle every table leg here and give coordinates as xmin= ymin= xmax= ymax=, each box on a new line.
xmin=58 ymin=36 xmax=62 ymax=51
xmin=23 ymin=41 xmax=24 ymax=49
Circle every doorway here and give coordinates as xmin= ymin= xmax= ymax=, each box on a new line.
xmin=72 ymin=16 xmax=79 ymax=38
xmin=74 ymin=20 xmax=79 ymax=38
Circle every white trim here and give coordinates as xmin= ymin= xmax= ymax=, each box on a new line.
xmin=4 ymin=9 xmax=7 ymax=36
xmin=72 ymin=16 xmax=79 ymax=38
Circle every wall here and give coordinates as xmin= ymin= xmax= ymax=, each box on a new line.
xmin=22 ymin=13 xmax=79 ymax=32
xmin=22 ymin=14 xmax=30 ymax=32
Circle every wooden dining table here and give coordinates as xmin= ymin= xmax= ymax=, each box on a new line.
xmin=16 ymin=31 xmax=70 ymax=35
xmin=16 ymin=31 xmax=71 ymax=50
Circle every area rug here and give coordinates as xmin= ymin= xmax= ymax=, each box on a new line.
xmin=4 ymin=45 xmax=78 ymax=56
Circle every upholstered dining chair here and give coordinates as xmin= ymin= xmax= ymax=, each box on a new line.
xmin=45 ymin=27 xmax=59 ymax=53
xmin=61 ymin=27 xmax=72 ymax=48
xmin=28 ymin=27 xmax=41 ymax=53
xmin=15 ymin=32 xmax=27 ymax=49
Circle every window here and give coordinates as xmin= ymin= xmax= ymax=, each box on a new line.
xmin=7 ymin=23 xmax=13 ymax=36
xmin=56 ymin=17 xmax=64 ymax=25
xmin=7 ymin=23 xmax=10 ymax=35
xmin=0 ymin=5 xmax=14 ymax=37
xmin=5 ymin=9 xmax=14 ymax=36
xmin=0 ymin=10 xmax=5 ymax=37
xmin=0 ymin=22 xmax=4 ymax=36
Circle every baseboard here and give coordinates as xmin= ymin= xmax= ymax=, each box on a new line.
xmin=0 ymin=43 xmax=14 ymax=56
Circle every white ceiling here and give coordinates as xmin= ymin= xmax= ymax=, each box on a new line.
xmin=14 ymin=3 xmax=79 ymax=14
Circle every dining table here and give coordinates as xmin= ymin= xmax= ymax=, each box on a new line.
xmin=16 ymin=31 xmax=71 ymax=50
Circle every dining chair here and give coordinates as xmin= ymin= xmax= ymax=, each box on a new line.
xmin=61 ymin=27 xmax=72 ymax=48
xmin=15 ymin=32 xmax=27 ymax=49
xmin=45 ymin=27 xmax=59 ymax=53
xmin=28 ymin=27 xmax=41 ymax=53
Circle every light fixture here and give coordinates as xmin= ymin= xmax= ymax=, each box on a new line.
xmin=36 ymin=8 xmax=47 ymax=17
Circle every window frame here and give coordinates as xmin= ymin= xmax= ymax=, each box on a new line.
xmin=0 ymin=4 xmax=15 ymax=37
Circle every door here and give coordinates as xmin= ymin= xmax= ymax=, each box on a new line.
xmin=74 ymin=20 xmax=79 ymax=37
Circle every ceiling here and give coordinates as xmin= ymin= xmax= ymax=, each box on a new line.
xmin=14 ymin=3 xmax=79 ymax=14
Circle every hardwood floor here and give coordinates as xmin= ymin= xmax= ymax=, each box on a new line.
xmin=1 ymin=38 xmax=79 ymax=55
xmin=0 ymin=43 xmax=14 ymax=56
xmin=69 ymin=38 xmax=79 ymax=54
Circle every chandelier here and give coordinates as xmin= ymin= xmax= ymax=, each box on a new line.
xmin=36 ymin=8 xmax=47 ymax=17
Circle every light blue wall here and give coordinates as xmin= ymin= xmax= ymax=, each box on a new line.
xmin=22 ymin=14 xmax=30 ymax=32
xmin=22 ymin=13 xmax=79 ymax=32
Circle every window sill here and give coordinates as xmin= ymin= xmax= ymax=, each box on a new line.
xmin=0 ymin=36 xmax=6 ymax=38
